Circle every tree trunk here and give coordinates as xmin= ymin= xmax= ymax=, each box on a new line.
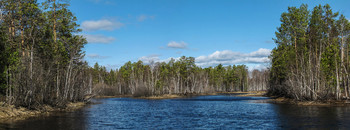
xmin=336 ymin=57 xmax=340 ymax=100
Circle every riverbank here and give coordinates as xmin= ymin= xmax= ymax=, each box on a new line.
xmin=0 ymin=102 xmax=86 ymax=122
xmin=267 ymin=97 xmax=350 ymax=106
xmin=215 ymin=91 xmax=350 ymax=106
xmin=133 ymin=91 xmax=267 ymax=100
xmin=94 ymin=95 xmax=133 ymax=99
xmin=134 ymin=93 xmax=218 ymax=100
xmin=218 ymin=91 xmax=267 ymax=97
xmin=219 ymin=91 xmax=350 ymax=106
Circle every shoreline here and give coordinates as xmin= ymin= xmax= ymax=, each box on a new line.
xmin=267 ymin=97 xmax=350 ymax=106
xmin=219 ymin=91 xmax=350 ymax=106
xmin=218 ymin=91 xmax=266 ymax=97
xmin=133 ymin=91 xmax=267 ymax=100
xmin=0 ymin=102 xmax=87 ymax=123
xmin=134 ymin=93 xmax=218 ymax=100
xmin=2 ymin=90 xmax=350 ymax=122
xmin=94 ymin=95 xmax=133 ymax=99
xmin=132 ymin=91 xmax=350 ymax=106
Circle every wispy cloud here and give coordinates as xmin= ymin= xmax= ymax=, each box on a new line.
xmin=195 ymin=48 xmax=271 ymax=67
xmin=248 ymin=64 xmax=269 ymax=71
xmin=87 ymin=54 xmax=109 ymax=59
xmin=105 ymin=64 xmax=120 ymax=70
xmin=138 ymin=54 xmax=161 ymax=64
xmin=137 ymin=15 xmax=155 ymax=22
xmin=176 ymin=51 xmax=182 ymax=54
xmin=167 ymin=41 xmax=188 ymax=49
xmin=89 ymin=0 xmax=114 ymax=5
xmin=138 ymin=48 xmax=271 ymax=70
xmin=81 ymin=19 xmax=123 ymax=31
xmin=264 ymin=40 xmax=274 ymax=44
xmin=84 ymin=34 xmax=116 ymax=44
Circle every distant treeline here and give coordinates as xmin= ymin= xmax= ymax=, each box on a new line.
xmin=269 ymin=4 xmax=350 ymax=100
xmin=91 ymin=57 xmax=268 ymax=97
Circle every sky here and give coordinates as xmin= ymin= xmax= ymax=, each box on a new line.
xmin=65 ymin=0 xmax=350 ymax=70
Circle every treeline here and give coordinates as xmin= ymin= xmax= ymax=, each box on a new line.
xmin=0 ymin=0 xmax=91 ymax=108
xmin=249 ymin=69 xmax=269 ymax=91
xmin=269 ymin=4 xmax=350 ymax=100
xmin=90 ymin=56 xmax=266 ymax=97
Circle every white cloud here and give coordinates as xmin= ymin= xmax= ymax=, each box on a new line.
xmin=138 ymin=15 xmax=147 ymax=22
xmin=249 ymin=48 xmax=271 ymax=57
xmin=81 ymin=19 xmax=123 ymax=31
xmin=137 ymin=15 xmax=155 ymax=22
xmin=138 ymin=54 xmax=161 ymax=64
xmin=84 ymin=34 xmax=116 ymax=44
xmin=138 ymin=48 xmax=271 ymax=70
xmin=138 ymin=55 xmax=181 ymax=65
xmin=87 ymin=54 xmax=109 ymax=59
xmin=248 ymin=64 xmax=269 ymax=71
xmin=167 ymin=41 xmax=188 ymax=49
xmin=195 ymin=48 xmax=271 ymax=67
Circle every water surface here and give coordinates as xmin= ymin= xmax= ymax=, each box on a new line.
xmin=1 ymin=94 xmax=350 ymax=129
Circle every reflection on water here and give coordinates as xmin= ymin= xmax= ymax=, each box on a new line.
xmin=0 ymin=110 xmax=87 ymax=130
xmin=274 ymin=104 xmax=350 ymax=129
xmin=1 ymin=95 xmax=350 ymax=129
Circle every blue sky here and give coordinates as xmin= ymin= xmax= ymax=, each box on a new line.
xmin=66 ymin=0 xmax=350 ymax=70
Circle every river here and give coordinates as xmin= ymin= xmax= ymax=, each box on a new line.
xmin=1 ymin=94 xmax=350 ymax=129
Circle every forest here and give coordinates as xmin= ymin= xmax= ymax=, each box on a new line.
xmin=268 ymin=4 xmax=350 ymax=101
xmin=0 ymin=0 xmax=91 ymax=108
xmin=0 ymin=0 xmax=267 ymax=109
xmin=91 ymin=58 xmax=267 ymax=97
xmin=2 ymin=0 xmax=348 ymax=110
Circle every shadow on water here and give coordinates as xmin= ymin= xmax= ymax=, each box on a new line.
xmin=272 ymin=104 xmax=350 ymax=129
xmin=1 ymin=94 xmax=350 ymax=129
xmin=0 ymin=109 xmax=88 ymax=130
xmin=172 ymin=95 xmax=270 ymax=102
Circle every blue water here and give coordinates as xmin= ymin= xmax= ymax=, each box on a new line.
xmin=2 ymin=94 xmax=350 ymax=129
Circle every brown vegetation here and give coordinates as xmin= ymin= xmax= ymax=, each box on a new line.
xmin=0 ymin=101 xmax=86 ymax=122
xmin=267 ymin=97 xmax=350 ymax=106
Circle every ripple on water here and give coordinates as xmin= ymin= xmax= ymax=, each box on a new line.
xmin=1 ymin=95 xmax=350 ymax=129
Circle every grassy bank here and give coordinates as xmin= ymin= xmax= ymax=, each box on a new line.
xmin=94 ymin=95 xmax=133 ymax=99
xmin=218 ymin=91 xmax=267 ymax=97
xmin=267 ymin=97 xmax=350 ymax=106
xmin=216 ymin=91 xmax=350 ymax=106
xmin=134 ymin=93 xmax=218 ymax=100
xmin=133 ymin=91 xmax=267 ymax=100
xmin=0 ymin=102 xmax=86 ymax=122
xmin=220 ymin=91 xmax=350 ymax=106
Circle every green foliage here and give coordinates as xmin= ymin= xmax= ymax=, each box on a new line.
xmin=0 ymin=0 xmax=89 ymax=107
xmin=91 ymin=56 xmax=251 ymax=96
xmin=269 ymin=4 xmax=350 ymax=100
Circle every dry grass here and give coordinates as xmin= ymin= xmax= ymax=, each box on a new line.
xmin=267 ymin=97 xmax=350 ymax=106
xmin=94 ymin=95 xmax=133 ymax=99
xmin=0 ymin=102 xmax=86 ymax=122
xmin=236 ymin=91 xmax=267 ymax=97
xmin=65 ymin=102 xmax=87 ymax=111
xmin=135 ymin=93 xmax=218 ymax=100
xmin=136 ymin=94 xmax=182 ymax=99
xmin=219 ymin=91 xmax=267 ymax=97
xmin=0 ymin=103 xmax=41 ymax=122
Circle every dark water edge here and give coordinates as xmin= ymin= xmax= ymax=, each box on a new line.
xmin=1 ymin=94 xmax=350 ymax=130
